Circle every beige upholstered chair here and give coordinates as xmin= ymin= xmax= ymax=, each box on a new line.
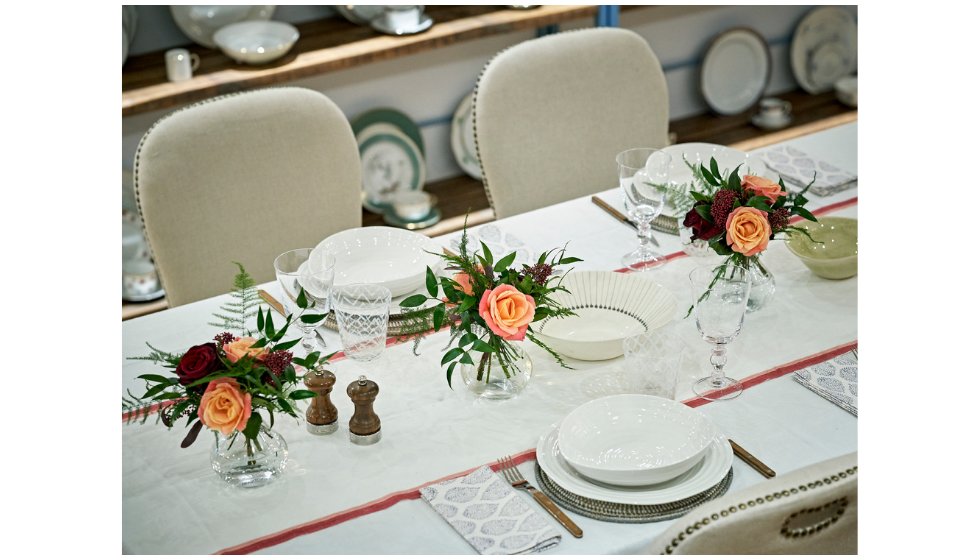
xmin=473 ymin=28 xmax=669 ymax=219
xmin=134 ymin=87 xmax=361 ymax=307
xmin=647 ymin=452 xmax=858 ymax=554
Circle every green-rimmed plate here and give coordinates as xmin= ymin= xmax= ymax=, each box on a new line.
xmin=351 ymin=108 xmax=425 ymax=157
xmin=450 ymin=92 xmax=482 ymax=179
xmin=357 ymin=123 xmax=426 ymax=213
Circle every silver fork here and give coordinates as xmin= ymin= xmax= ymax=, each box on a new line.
xmin=498 ymin=455 xmax=583 ymax=538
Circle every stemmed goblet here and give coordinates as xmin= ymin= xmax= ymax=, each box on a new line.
xmin=274 ymin=249 xmax=336 ymax=352
xmin=689 ymin=263 xmax=751 ymax=400
xmin=617 ymin=148 xmax=671 ymax=270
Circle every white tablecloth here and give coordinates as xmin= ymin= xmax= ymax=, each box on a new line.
xmin=122 ymin=123 xmax=858 ymax=554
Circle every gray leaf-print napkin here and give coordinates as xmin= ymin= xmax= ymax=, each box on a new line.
xmin=420 ymin=465 xmax=561 ymax=555
xmin=760 ymin=146 xmax=857 ymax=197
xmin=793 ymin=351 xmax=858 ymax=416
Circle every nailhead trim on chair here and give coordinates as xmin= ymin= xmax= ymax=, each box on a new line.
xmin=659 ymin=464 xmax=857 ymax=555
xmin=131 ymin=87 xmax=299 ymax=302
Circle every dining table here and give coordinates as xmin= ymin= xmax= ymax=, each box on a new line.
xmin=121 ymin=121 xmax=858 ymax=555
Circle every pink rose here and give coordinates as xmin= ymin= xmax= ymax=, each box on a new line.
xmin=725 ymin=207 xmax=772 ymax=256
xmin=741 ymin=175 xmax=787 ymax=204
xmin=198 ymin=377 xmax=251 ymax=435
xmin=478 ymin=284 xmax=536 ymax=341
xmin=222 ymin=337 xmax=268 ymax=363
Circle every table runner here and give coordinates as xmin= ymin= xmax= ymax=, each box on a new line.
xmin=122 ymin=123 xmax=858 ymax=554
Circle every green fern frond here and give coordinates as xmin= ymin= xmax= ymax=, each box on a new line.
xmin=210 ymin=262 xmax=261 ymax=335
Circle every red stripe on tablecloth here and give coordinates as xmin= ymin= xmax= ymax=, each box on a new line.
xmin=214 ymin=339 xmax=856 ymax=554
xmin=681 ymin=340 xmax=857 ymax=407
xmin=214 ymin=448 xmax=538 ymax=555
xmin=122 ymin=399 xmax=177 ymax=422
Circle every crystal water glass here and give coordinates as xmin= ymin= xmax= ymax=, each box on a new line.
xmin=689 ymin=263 xmax=751 ymax=400
xmin=332 ymin=284 xmax=392 ymax=363
xmin=617 ymin=148 xmax=671 ymax=270
xmin=622 ymin=328 xmax=683 ymax=399
xmin=274 ymin=249 xmax=336 ymax=352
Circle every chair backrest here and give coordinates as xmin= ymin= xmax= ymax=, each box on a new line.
xmin=473 ymin=27 xmax=669 ymax=219
xmin=647 ymin=451 xmax=858 ymax=554
xmin=134 ymin=87 xmax=361 ymax=307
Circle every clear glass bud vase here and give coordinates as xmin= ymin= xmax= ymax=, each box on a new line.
xmin=460 ymin=333 xmax=533 ymax=400
xmin=211 ymin=424 xmax=288 ymax=488
xmin=745 ymin=255 xmax=775 ymax=312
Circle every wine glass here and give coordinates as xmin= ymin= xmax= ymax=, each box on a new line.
xmin=617 ymin=148 xmax=671 ymax=270
xmin=689 ymin=263 xmax=751 ymax=400
xmin=274 ymin=249 xmax=336 ymax=352
xmin=332 ymin=284 xmax=392 ymax=365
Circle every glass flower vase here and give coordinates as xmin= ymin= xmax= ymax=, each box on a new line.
xmin=460 ymin=335 xmax=533 ymax=400
xmin=211 ymin=425 xmax=288 ymax=488
xmin=745 ymin=255 xmax=776 ymax=312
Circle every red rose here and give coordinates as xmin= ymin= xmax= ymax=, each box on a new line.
xmin=176 ymin=343 xmax=223 ymax=386
xmin=683 ymin=204 xmax=722 ymax=241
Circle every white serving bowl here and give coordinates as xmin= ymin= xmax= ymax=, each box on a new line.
xmin=533 ymin=271 xmax=676 ymax=361
xmin=213 ymin=21 xmax=299 ymax=65
xmin=558 ymin=394 xmax=721 ymax=486
xmin=311 ymin=226 xmax=440 ymax=298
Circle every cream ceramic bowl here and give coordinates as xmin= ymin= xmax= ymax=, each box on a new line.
xmin=786 ymin=217 xmax=858 ymax=280
xmin=213 ymin=21 xmax=299 ymax=65
xmin=311 ymin=227 xmax=441 ymax=298
xmin=533 ymin=271 xmax=676 ymax=361
xmin=558 ymin=394 xmax=721 ymax=487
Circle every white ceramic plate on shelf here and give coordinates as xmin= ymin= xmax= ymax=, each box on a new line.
xmin=356 ymin=124 xmax=426 ymax=213
xmin=213 ymin=21 xmax=299 ymax=65
xmin=537 ymin=423 xmax=732 ymax=505
xmin=533 ymin=271 xmax=676 ymax=361
xmin=311 ymin=226 xmax=440 ymax=298
xmin=700 ymin=28 xmax=771 ymax=115
xmin=170 ymin=5 xmax=276 ymax=49
xmin=558 ymin=395 xmax=721 ymax=486
xmin=790 ymin=7 xmax=858 ymax=94
xmin=450 ymin=92 xmax=482 ymax=179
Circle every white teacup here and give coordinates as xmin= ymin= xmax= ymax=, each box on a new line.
xmin=382 ymin=5 xmax=423 ymax=30
xmin=392 ymin=190 xmax=434 ymax=221
xmin=757 ymin=97 xmax=791 ymax=122
xmin=123 ymin=259 xmax=161 ymax=299
xmin=165 ymin=48 xmax=200 ymax=82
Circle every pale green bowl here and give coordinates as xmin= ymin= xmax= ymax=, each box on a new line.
xmin=786 ymin=217 xmax=858 ymax=280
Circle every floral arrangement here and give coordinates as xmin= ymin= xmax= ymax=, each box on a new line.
xmin=681 ymin=157 xmax=817 ymax=261
xmin=122 ymin=265 xmax=331 ymax=448
xmin=399 ymin=227 xmax=581 ymax=386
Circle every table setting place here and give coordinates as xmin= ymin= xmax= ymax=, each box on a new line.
xmin=121 ymin=124 xmax=858 ymax=554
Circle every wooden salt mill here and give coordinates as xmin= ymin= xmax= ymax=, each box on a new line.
xmin=304 ymin=366 xmax=338 ymax=435
xmin=347 ymin=375 xmax=381 ymax=445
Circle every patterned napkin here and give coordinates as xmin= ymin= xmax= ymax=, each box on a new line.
xmin=420 ymin=465 xmax=561 ymax=555
xmin=759 ymin=145 xmax=857 ymax=197
xmin=793 ymin=351 xmax=858 ymax=416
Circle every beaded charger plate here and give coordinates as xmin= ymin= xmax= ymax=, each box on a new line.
xmin=535 ymin=463 xmax=733 ymax=523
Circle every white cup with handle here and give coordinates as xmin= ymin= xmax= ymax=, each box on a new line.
xmin=165 ymin=48 xmax=200 ymax=82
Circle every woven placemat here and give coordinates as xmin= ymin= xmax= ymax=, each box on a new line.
xmin=534 ymin=463 xmax=733 ymax=523
xmin=321 ymin=308 xmax=435 ymax=337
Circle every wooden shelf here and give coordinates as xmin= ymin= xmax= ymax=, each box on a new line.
xmin=122 ymin=5 xmax=597 ymax=117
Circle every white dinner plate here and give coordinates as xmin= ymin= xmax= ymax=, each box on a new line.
xmin=533 ymin=271 xmax=677 ymax=361
xmin=169 ymin=5 xmax=276 ymax=49
xmin=355 ymin=123 xmax=426 ymax=213
xmin=450 ymin=92 xmax=482 ymax=180
xmin=311 ymin=226 xmax=441 ymax=298
xmin=790 ymin=7 xmax=858 ymax=94
xmin=701 ymin=28 xmax=771 ymax=115
xmin=537 ymin=424 xmax=733 ymax=505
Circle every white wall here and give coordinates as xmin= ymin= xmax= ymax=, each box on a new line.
xmin=122 ymin=5 xmax=858 ymax=183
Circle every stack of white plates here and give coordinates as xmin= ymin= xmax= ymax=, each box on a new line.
xmin=539 ymin=395 xmax=732 ymax=505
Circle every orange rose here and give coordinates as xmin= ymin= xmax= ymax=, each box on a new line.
xmin=452 ymin=266 xmax=484 ymax=297
xmin=741 ymin=175 xmax=787 ymax=204
xmin=223 ymin=337 xmax=268 ymax=363
xmin=725 ymin=207 xmax=771 ymax=256
xmin=478 ymin=284 xmax=536 ymax=341
xmin=198 ymin=377 xmax=252 ymax=435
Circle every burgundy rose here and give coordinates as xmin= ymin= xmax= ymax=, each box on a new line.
xmin=683 ymin=204 xmax=722 ymax=241
xmin=176 ymin=343 xmax=223 ymax=386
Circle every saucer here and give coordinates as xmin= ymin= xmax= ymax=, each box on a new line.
xmin=383 ymin=207 xmax=441 ymax=230
xmin=536 ymin=424 xmax=732 ymax=505
xmin=751 ymin=112 xmax=792 ymax=131
xmin=370 ymin=13 xmax=433 ymax=36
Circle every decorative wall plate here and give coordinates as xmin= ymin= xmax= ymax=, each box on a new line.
xmin=790 ymin=7 xmax=858 ymax=94
xmin=351 ymin=108 xmax=425 ymax=156
xmin=701 ymin=27 xmax=771 ymax=115
xmin=355 ymin=123 xmax=426 ymax=213
xmin=450 ymin=92 xmax=482 ymax=179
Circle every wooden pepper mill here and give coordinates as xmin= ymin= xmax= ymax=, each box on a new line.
xmin=347 ymin=375 xmax=381 ymax=445
xmin=304 ymin=366 xmax=338 ymax=435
